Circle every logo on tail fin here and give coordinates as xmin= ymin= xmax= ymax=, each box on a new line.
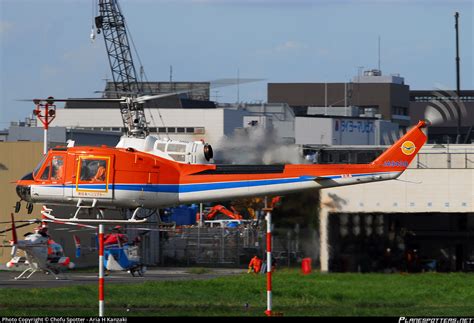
xmin=401 ymin=141 xmax=416 ymax=155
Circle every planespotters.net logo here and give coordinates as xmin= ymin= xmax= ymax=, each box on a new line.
xmin=399 ymin=317 xmax=474 ymax=323
xmin=401 ymin=141 xmax=416 ymax=156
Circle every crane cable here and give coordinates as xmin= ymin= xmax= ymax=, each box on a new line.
xmin=90 ymin=0 xmax=97 ymax=42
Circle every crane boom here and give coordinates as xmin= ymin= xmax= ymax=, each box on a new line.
xmin=95 ymin=0 xmax=149 ymax=138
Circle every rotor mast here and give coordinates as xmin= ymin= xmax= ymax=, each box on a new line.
xmin=95 ymin=0 xmax=149 ymax=138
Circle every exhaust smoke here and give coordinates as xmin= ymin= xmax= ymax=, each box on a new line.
xmin=216 ymin=126 xmax=308 ymax=165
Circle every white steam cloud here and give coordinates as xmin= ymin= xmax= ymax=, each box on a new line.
xmin=216 ymin=126 xmax=309 ymax=165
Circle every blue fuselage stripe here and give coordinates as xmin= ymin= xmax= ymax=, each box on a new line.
xmin=42 ymin=171 xmax=397 ymax=194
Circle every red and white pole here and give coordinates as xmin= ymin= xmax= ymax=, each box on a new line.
xmin=98 ymin=224 xmax=105 ymax=317
xmin=43 ymin=104 xmax=48 ymax=155
xmin=265 ymin=209 xmax=272 ymax=317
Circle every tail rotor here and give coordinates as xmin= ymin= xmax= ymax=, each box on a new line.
xmin=423 ymin=88 xmax=467 ymax=127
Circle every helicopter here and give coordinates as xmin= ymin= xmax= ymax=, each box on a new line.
xmin=14 ymin=110 xmax=429 ymax=223
xmin=0 ymin=213 xmax=95 ymax=280
xmin=74 ymin=223 xmax=169 ymax=277
xmin=101 ymin=225 xmax=149 ymax=276
xmin=2 ymin=210 xmax=171 ymax=278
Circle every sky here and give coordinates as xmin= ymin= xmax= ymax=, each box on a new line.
xmin=0 ymin=0 xmax=472 ymax=128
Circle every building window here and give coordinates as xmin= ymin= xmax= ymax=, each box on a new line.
xmin=339 ymin=152 xmax=350 ymax=163
xmin=154 ymin=126 xmax=205 ymax=134
xmin=392 ymin=106 xmax=408 ymax=116
xmin=356 ymin=152 xmax=376 ymax=164
xmin=194 ymin=127 xmax=205 ymax=134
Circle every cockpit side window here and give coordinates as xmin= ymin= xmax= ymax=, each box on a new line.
xmin=33 ymin=155 xmax=47 ymax=178
xmin=39 ymin=163 xmax=51 ymax=180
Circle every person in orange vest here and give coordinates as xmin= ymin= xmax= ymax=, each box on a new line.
xmin=93 ymin=162 xmax=106 ymax=182
xmin=51 ymin=158 xmax=64 ymax=180
xmin=248 ymin=255 xmax=262 ymax=274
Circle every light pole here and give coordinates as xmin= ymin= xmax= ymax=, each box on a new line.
xmin=33 ymin=97 xmax=56 ymax=154
xmin=454 ymin=12 xmax=462 ymax=143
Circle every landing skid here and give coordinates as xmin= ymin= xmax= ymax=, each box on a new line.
xmin=14 ymin=267 xmax=63 ymax=280
xmin=41 ymin=205 xmax=148 ymax=224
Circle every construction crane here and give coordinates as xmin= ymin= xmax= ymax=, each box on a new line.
xmin=94 ymin=0 xmax=149 ymax=138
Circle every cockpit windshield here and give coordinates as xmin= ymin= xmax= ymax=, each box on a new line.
xmin=33 ymin=155 xmax=47 ymax=178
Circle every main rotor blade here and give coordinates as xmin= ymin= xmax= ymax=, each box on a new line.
xmin=19 ymin=78 xmax=264 ymax=105
xmin=0 ymin=218 xmax=96 ymax=230
xmin=135 ymin=78 xmax=265 ymax=103
xmin=210 ymin=78 xmax=265 ymax=87
xmin=0 ymin=220 xmax=39 ymax=224
xmin=0 ymin=222 xmax=32 ymax=234
xmin=17 ymin=98 xmax=124 ymax=103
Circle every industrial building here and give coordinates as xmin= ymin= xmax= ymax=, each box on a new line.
xmin=267 ymin=69 xmax=474 ymax=144
xmin=268 ymin=69 xmax=411 ymax=128
xmin=295 ymin=115 xmax=398 ymax=146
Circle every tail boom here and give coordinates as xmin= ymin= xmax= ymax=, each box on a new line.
xmin=178 ymin=121 xmax=428 ymax=204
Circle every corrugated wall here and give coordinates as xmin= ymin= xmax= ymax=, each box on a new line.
xmin=0 ymin=142 xmax=44 ymax=265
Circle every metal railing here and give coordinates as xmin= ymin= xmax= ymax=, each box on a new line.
xmin=413 ymin=152 xmax=474 ymax=169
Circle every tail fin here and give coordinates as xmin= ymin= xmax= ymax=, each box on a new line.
xmin=73 ymin=235 xmax=81 ymax=258
xmin=372 ymin=120 xmax=428 ymax=168
xmin=10 ymin=213 xmax=18 ymax=257
xmin=10 ymin=213 xmax=18 ymax=245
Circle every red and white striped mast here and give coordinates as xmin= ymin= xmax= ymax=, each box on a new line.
xmin=263 ymin=196 xmax=281 ymax=317
xmin=264 ymin=206 xmax=273 ymax=316
xmin=98 ymin=224 xmax=105 ymax=317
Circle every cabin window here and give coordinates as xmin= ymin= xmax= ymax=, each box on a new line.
xmin=51 ymin=156 xmax=64 ymax=180
xmin=169 ymin=154 xmax=186 ymax=162
xmin=78 ymin=158 xmax=108 ymax=183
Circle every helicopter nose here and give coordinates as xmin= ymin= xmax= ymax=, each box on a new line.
xmin=16 ymin=172 xmax=33 ymax=201
xmin=16 ymin=184 xmax=31 ymax=201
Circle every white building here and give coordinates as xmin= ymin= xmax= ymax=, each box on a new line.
xmin=316 ymin=144 xmax=474 ymax=273
xmin=295 ymin=116 xmax=399 ymax=146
